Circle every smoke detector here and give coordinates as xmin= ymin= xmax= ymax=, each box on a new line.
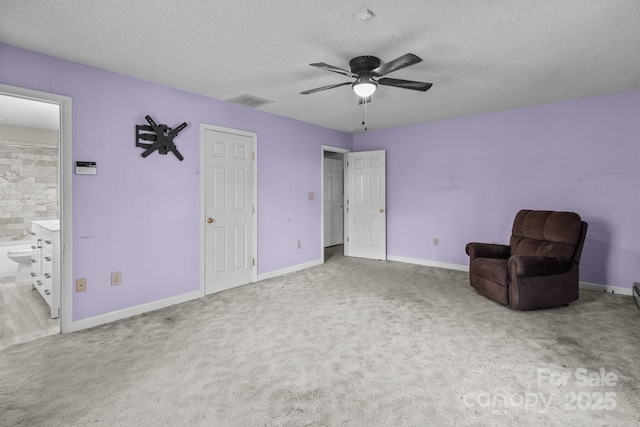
xmin=354 ymin=9 xmax=375 ymax=21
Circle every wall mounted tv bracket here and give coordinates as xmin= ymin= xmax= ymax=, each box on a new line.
xmin=136 ymin=115 xmax=188 ymax=161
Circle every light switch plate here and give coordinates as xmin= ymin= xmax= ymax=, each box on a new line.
xmin=76 ymin=278 xmax=86 ymax=292
xmin=111 ymin=272 xmax=122 ymax=286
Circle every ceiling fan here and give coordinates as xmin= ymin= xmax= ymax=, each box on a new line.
xmin=300 ymin=53 xmax=433 ymax=101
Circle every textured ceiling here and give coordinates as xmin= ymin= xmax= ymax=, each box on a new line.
xmin=1 ymin=0 xmax=639 ymax=133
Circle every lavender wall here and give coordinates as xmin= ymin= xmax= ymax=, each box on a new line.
xmin=354 ymin=91 xmax=640 ymax=289
xmin=0 ymin=43 xmax=352 ymax=320
xmin=2 ymin=41 xmax=637 ymax=325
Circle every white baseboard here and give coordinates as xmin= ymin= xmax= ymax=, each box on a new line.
xmin=387 ymin=255 xmax=469 ymax=272
xmin=388 ymin=255 xmax=633 ymax=297
xmin=257 ymin=258 xmax=323 ymax=281
xmin=68 ymin=290 xmax=202 ymax=333
xmin=66 ymin=258 xmax=634 ymax=333
xmin=67 ymin=258 xmax=324 ymax=333
xmin=578 ymin=281 xmax=633 ymax=296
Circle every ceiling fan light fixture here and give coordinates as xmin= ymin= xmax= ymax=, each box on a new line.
xmin=353 ymin=77 xmax=378 ymax=98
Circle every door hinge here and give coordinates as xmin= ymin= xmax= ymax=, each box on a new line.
xmin=252 ymin=258 xmax=255 ymax=266
xmin=252 ymin=152 xmax=255 ymax=161
xmin=347 ymin=237 xmax=350 ymax=242
xmin=252 ymin=205 xmax=255 ymax=214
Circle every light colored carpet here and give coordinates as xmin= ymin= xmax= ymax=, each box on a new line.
xmin=1 ymin=248 xmax=639 ymax=426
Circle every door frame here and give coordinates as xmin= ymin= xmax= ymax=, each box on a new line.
xmin=320 ymin=145 xmax=350 ymax=263
xmin=200 ymin=123 xmax=258 ymax=296
xmin=0 ymin=83 xmax=73 ymax=333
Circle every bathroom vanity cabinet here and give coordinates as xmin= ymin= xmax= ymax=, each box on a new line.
xmin=30 ymin=220 xmax=60 ymax=319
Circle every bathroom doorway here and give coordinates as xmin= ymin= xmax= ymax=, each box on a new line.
xmin=0 ymin=88 xmax=70 ymax=348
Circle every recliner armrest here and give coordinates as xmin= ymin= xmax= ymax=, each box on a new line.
xmin=466 ymin=242 xmax=510 ymax=260
xmin=508 ymin=255 xmax=574 ymax=277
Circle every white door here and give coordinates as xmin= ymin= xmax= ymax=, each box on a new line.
xmin=345 ymin=150 xmax=386 ymax=260
xmin=323 ymin=157 xmax=344 ymax=247
xmin=202 ymin=126 xmax=255 ymax=294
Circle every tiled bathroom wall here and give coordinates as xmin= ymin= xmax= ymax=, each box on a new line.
xmin=0 ymin=137 xmax=59 ymax=243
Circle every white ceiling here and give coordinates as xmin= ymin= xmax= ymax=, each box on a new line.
xmin=1 ymin=0 xmax=639 ymax=133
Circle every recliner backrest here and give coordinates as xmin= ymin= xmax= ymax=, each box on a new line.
xmin=510 ymin=210 xmax=583 ymax=261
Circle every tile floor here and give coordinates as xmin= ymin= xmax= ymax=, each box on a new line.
xmin=0 ymin=276 xmax=59 ymax=350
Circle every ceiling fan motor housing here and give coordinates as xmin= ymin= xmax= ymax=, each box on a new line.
xmin=349 ymin=56 xmax=381 ymax=75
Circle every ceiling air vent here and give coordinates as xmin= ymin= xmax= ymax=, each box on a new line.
xmin=227 ymin=94 xmax=274 ymax=109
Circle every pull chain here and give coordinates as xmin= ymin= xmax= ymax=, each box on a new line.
xmin=362 ymin=97 xmax=368 ymax=131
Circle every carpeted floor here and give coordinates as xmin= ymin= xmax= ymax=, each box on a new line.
xmin=1 ymin=248 xmax=639 ymax=426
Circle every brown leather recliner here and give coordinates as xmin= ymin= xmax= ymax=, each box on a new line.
xmin=465 ymin=210 xmax=588 ymax=310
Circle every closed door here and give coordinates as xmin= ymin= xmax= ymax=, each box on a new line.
xmin=202 ymin=125 xmax=255 ymax=294
xmin=345 ymin=150 xmax=386 ymax=260
xmin=324 ymin=157 xmax=344 ymax=247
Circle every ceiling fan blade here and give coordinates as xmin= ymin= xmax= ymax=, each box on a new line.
xmin=357 ymin=96 xmax=372 ymax=105
xmin=300 ymin=81 xmax=352 ymax=95
xmin=371 ymin=53 xmax=423 ymax=77
xmin=309 ymin=62 xmax=356 ymax=78
xmin=378 ymin=78 xmax=433 ymax=92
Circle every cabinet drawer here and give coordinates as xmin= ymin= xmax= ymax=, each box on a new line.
xmin=30 ymin=221 xmax=59 ymax=316
xmin=30 ymin=269 xmax=41 ymax=281
xmin=42 ymin=270 xmax=53 ymax=281
xmin=33 ymin=277 xmax=52 ymax=306
xmin=37 ymin=284 xmax=52 ymax=306
xmin=33 ymin=277 xmax=45 ymax=290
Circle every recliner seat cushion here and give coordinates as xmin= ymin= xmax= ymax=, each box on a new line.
xmin=470 ymin=257 xmax=509 ymax=287
xmin=469 ymin=257 xmax=510 ymax=305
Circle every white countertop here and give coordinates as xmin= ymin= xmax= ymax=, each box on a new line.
xmin=32 ymin=219 xmax=60 ymax=232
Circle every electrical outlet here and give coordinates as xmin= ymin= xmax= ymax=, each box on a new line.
xmin=297 ymin=240 xmax=301 ymax=249
xmin=76 ymin=278 xmax=86 ymax=292
xmin=111 ymin=271 xmax=122 ymax=286
xmin=433 ymin=237 xmax=439 ymax=246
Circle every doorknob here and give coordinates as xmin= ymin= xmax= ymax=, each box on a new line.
xmin=380 ymin=208 xmax=385 ymax=213
xmin=340 ymin=205 xmax=344 ymax=208
xmin=207 ymin=218 xmax=214 ymax=224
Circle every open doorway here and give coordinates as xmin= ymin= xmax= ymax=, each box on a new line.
xmin=321 ymin=145 xmax=349 ymax=263
xmin=0 ymin=85 xmax=72 ymax=346
xmin=321 ymin=146 xmax=388 ymax=263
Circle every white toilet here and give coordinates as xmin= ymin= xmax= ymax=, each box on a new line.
xmin=7 ymin=246 xmax=34 ymax=283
